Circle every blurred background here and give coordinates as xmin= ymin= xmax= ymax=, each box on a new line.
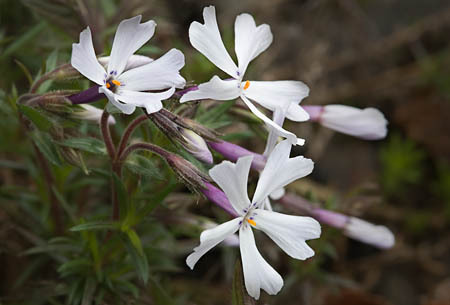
xmin=1 ymin=0 xmax=450 ymax=304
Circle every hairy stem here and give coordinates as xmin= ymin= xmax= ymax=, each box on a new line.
xmin=119 ymin=142 xmax=172 ymax=163
xmin=116 ymin=114 xmax=148 ymax=159
xmin=100 ymin=110 xmax=116 ymax=160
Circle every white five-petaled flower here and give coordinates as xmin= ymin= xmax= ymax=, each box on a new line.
xmin=180 ymin=6 xmax=310 ymax=146
xmin=186 ymin=140 xmax=321 ymax=300
xmin=71 ymin=16 xmax=186 ymax=115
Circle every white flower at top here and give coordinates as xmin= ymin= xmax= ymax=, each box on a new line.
xmin=186 ymin=140 xmax=321 ymax=300
xmin=180 ymin=6 xmax=310 ymax=146
xmin=71 ymin=16 xmax=186 ymax=115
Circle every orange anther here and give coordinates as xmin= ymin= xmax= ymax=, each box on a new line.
xmin=243 ymin=80 xmax=250 ymax=90
xmin=112 ymin=80 xmax=121 ymax=86
xmin=106 ymin=83 xmax=111 ymax=89
xmin=247 ymin=218 xmax=256 ymax=226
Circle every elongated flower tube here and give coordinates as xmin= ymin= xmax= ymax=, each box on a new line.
xmin=304 ymin=105 xmax=388 ymax=140
xmin=180 ymin=6 xmax=309 ymax=146
xmin=187 ymin=140 xmax=321 ymax=299
xmin=279 ymin=194 xmax=395 ymax=249
xmin=71 ymin=16 xmax=186 ymax=114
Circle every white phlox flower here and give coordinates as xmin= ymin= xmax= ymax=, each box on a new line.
xmin=71 ymin=16 xmax=186 ymax=115
xmin=186 ymin=140 xmax=321 ymax=300
xmin=180 ymin=6 xmax=310 ymax=146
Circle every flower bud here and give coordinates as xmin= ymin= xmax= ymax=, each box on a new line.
xmin=71 ymin=104 xmax=116 ymax=125
xmin=166 ymin=154 xmax=210 ymax=192
xmin=181 ymin=129 xmax=213 ymax=164
xmin=304 ymin=105 xmax=388 ymax=140
xmin=149 ymin=110 xmax=215 ymax=163
xmin=343 ymin=217 xmax=395 ymax=249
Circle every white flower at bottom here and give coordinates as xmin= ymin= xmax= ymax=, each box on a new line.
xmin=71 ymin=16 xmax=186 ymax=115
xmin=186 ymin=140 xmax=321 ymax=299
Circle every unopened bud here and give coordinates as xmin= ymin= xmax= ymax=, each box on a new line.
xmin=149 ymin=110 xmax=215 ymax=163
xmin=72 ymin=104 xmax=116 ymax=125
xmin=304 ymin=105 xmax=388 ymax=140
xmin=181 ymin=129 xmax=213 ymax=164
xmin=343 ymin=217 xmax=395 ymax=249
xmin=166 ymin=154 xmax=210 ymax=192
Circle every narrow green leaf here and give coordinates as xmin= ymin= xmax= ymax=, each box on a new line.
xmin=196 ymin=100 xmax=235 ymax=124
xmin=124 ymin=154 xmax=163 ymax=179
xmin=0 ymin=21 xmax=46 ymax=60
xmin=57 ymin=137 xmax=106 ymax=155
xmin=18 ymin=104 xmax=53 ymax=131
xmin=14 ymin=59 xmax=33 ymax=86
xmin=232 ymin=259 xmax=255 ymax=305
xmin=149 ymin=276 xmax=176 ymax=305
xmin=81 ymin=277 xmax=96 ymax=305
xmin=70 ymin=221 xmax=119 ymax=232
xmin=31 ymin=131 xmax=63 ymax=166
xmin=125 ymin=228 xmax=144 ymax=257
xmin=57 ymin=258 xmax=91 ymax=276
xmin=123 ymin=234 xmax=149 ymax=284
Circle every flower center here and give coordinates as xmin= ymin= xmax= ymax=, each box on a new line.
xmin=106 ymin=79 xmax=121 ymax=90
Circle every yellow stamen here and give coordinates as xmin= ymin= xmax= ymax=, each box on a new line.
xmin=106 ymin=83 xmax=111 ymax=89
xmin=243 ymin=80 xmax=250 ymax=90
xmin=247 ymin=218 xmax=256 ymax=226
xmin=112 ymin=80 xmax=121 ymax=86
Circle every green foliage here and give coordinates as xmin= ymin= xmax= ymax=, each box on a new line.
xmin=380 ymin=133 xmax=425 ymax=196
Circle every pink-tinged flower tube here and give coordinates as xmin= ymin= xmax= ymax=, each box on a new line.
xmin=279 ymin=194 xmax=395 ymax=249
xmin=207 ymin=140 xmax=266 ymax=171
xmin=303 ymin=105 xmax=388 ymax=140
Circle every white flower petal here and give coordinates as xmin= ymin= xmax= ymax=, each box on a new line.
xmin=269 ymin=188 xmax=285 ymax=200
xmin=189 ymin=6 xmax=238 ymax=78
xmin=253 ymin=209 xmax=321 ymax=260
xmin=234 ymin=13 xmax=273 ymax=76
xmin=253 ymin=140 xmax=313 ymax=205
xmin=71 ymin=27 xmax=106 ymax=85
xmin=186 ymin=217 xmax=241 ymax=269
xmin=118 ymin=48 xmax=186 ymax=91
xmin=263 ymin=107 xmax=287 ymax=157
xmin=239 ymin=225 xmax=283 ymax=300
xmin=116 ymin=87 xmax=175 ymax=114
xmin=209 ymin=156 xmax=253 ymax=215
xmin=180 ymin=76 xmax=240 ymax=103
xmin=99 ymin=86 xmax=135 ymax=115
xmin=321 ymin=105 xmax=388 ymax=140
xmin=107 ymin=16 xmax=156 ymax=76
xmin=240 ymin=95 xmax=303 ymax=146
xmin=98 ymin=54 xmax=153 ymax=71
xmin=243 ymin=80 xmax=309 ymax=121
